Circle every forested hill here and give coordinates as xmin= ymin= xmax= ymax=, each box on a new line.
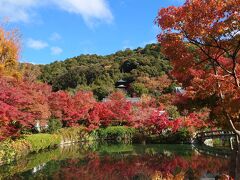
xmin=37 ymin=43 xmax=174 ymax=100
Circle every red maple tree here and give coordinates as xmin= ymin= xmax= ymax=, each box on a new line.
xmin=156 ymin=0 xmax=240 ymax=136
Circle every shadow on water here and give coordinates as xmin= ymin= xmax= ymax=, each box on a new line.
xmin=0 ymin=142 xmax=239 ymax=179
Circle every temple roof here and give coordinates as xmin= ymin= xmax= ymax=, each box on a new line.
xmin=117 ymin=79 xmax=127 ymax=83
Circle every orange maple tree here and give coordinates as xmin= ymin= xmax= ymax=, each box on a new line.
xmin=156 ymin=0 xmax=240 ymax=137
xmin=0 ymin=24 xmax=21 ymax=78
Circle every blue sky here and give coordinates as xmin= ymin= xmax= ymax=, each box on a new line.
xmin=0 ymin=0 xmax=184 ymax=64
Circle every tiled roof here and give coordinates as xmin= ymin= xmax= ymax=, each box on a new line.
xmin=102 ymin=97 xmax=140 ymax=103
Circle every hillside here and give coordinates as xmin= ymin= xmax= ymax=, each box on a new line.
xmin=37 ymin=43 xmax=175 ymax=100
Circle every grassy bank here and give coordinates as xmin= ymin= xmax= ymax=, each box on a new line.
xmin=0 ymin=126 xmax=192 ymax=166
xmin=0 ymin=126 xmax=95 ymax=166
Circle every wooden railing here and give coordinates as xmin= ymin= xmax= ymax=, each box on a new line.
xmin=195 ymin=130 xmax=235 ymax=140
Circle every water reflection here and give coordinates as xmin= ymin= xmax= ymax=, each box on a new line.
xmin=0 ymin=143 xmax=237 ymax=179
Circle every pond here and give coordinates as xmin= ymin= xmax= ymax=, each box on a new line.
xmin=0 ymin=143 xmax=237 ymax=179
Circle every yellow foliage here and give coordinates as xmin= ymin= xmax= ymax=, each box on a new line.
xmin=0 ymin=24 xmax=21 ymax=78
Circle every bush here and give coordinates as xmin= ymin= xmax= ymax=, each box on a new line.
xmin=166 ymin=105 xmax=180 ymax=119
xmin=144 ymin=128 xmax=192 ymax=144
xmin=11 ymin=139 xmax=31 ymax=158
xmin=47 ymin=118 xmax=63 ymax=133
xmin=57 ymin=126 xmax=95 ymax=143
xmin=0 ymin=140 xmax=16 ymax=165
xmin=24 ymin=134 xmax=61 ymax=153
xmin=166 ymin=128 xmax=192 ymax=143
xmin=98 ymin=126 xmax=135 ymax=142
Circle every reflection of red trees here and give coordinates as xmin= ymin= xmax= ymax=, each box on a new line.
xmin=53 ymin=153 xmax=232 ymax=180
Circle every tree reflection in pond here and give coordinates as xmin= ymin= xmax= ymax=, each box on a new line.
xmin=52 ymin=153 xmax=231 ymax=180
xmin=2 ymin=144 xmax=235 ymax=180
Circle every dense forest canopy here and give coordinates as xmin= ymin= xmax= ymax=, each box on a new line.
xmin=37 ymin=44 xmax=174 ymax=100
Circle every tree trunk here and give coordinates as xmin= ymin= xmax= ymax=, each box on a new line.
xmin=228 ymin=118 xmax=240 ymax=146
xmin=229 ymin=119 xmax=240 ymax=136
xmin=231 ymin=148 xmax=240 ymax=179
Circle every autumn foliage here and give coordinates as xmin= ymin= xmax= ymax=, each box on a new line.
xmin=156 ymin=0 xmax=240 ymax=135
xmin=0 ymin=77 xmax=51 ymax=139
xmin=52 ymin=152 xmax=231 ymax=180
xmin=0 ymin=25 xmax=21 ymax=79
xmin=0 ymin=17 xmax=210 ymax=140
xmin=0 ymin=76 xmax=208 ymax=140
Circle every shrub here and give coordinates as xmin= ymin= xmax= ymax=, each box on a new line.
xmin=98 ymin=126 xmax=135 ymax=142
xmin=167 ymin=128 xmax=192 ymax=143
xmin=47 ymin=118 xmax=63 ymax=133
xmin=56 ymin=126 xmax=92 ymax=143
xmin=144 ymin=128 xmax=192 ymax=144
xmin=11 ymin=139 xmax=31 ymax=158
xmin=0 ymin=140 xmax=16 ymax=165
xmin=166 ymin=105 xmax=180 ymax=119
xmin=24 ymin=134 xmax=61 ymax=153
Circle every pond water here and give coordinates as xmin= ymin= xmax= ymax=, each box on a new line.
xmin=0 ymin=143 xmax=237 ymax=179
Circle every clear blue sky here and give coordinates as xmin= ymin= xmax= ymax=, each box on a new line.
xmin=0 ymin=0 xmax=184 ymax=64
